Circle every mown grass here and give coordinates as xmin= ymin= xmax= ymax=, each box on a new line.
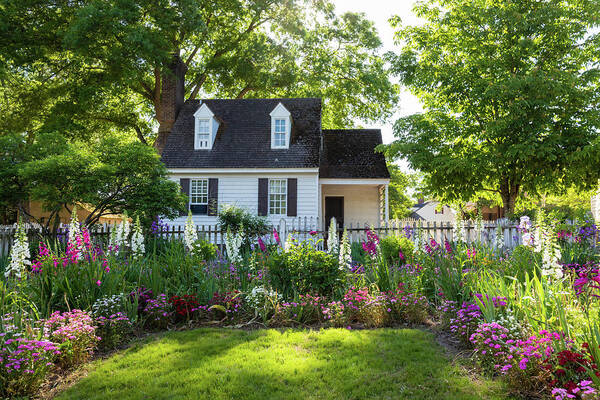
xmin=56 ymin=328 xmax=511 ymax=400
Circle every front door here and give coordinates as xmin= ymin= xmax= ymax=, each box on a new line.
xmin=325 ymin=196 xmax=344 ymax=230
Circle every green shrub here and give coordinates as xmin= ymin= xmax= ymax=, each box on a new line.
xmin=267 ymin=240 xmax=345 ymax=299
xmin=379 ymin=235 xmax=414 ymax=265
xmin=217 ymin=205 xmax=269 ymax=239
xmin=506 ymin=245 xmax=539 ymax=281
xmin=350 ymin=242 xmax=366 ymax=265
xmin=193 ymin=239 xmax=218 ymax=262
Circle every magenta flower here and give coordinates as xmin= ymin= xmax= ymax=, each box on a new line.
xmin=273 ymin=228 xmax=281 ymax=245
xmin=96 ymin=280 xmax=102 ymax=286
xmin=257 ymin=237 xmax=266 ymax=252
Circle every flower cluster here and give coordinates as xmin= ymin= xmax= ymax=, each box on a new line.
xmin=449 ymin=302 xmax=483 ymax=341
xmin=169 ymin=294 xmax=200 ymax=320
xmin=130 ymin=216 xmax=145 ymax=259
xmin=142 ymin=294 xmax=172 ymax=329
xmin=5 ymin=220 xmax=30 ymax=279
xmin=92 ymin=294 xmax=126 ymax=318
xmin=245 ymin=287 xmax=281 ymax=312
xmin=184 ymin=212 xmax=198 ymax=253
xmin=43 ymin=310 xmax=99 ymax=367
xmin=0 ymin=338 xmax=60 ymax=396
xmin=338 ymin=229 xmax=351 ymax=270
xmin=150 ymin=216 xmax=169 ymax=234
xmin=224 ymin=228 xmax=244 ymax=264
xmin=109 ymin=215 xmax=131 ymax=255
xmin=519 ymin=216 xmax=533 ymax=246
xmin=362 ymin=228 xmax=379 ymax=259
xmin=470 ymin=322 xmax=517 ymax=372
xmin=327 ymin=218 xmax=340 ymax=254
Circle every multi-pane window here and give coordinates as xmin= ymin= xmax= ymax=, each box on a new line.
xmin=196 ymin=119 xmax=210 ymax=149
xmin=269 ymin=179 xmax=287 ymax=215
xmin=273 ymin=119 xmax=287 ymax=147
xmin=190 ymin=179 xmax=208 ymax=215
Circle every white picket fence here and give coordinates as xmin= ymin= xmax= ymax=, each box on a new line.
xmin=0 ymin=217 xmax=533 ymax=257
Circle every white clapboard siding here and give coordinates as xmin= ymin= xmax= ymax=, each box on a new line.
xmin=167 ymin=172 xmax=319 ymax=226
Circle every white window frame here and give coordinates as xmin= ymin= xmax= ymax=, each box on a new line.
xmin=196 ymin=119 xmax=211 ymax=149
xmin=194 ymin=103 xmax=216 ymax=150
xmin=270 ymin=103 xmax=291 ymax=149
xmin=268 ymin=178 xmax=287 ymax=216
xmin=190 ymin=178 xmax=209 ymax=206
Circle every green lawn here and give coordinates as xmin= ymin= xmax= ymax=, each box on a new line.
xmin=56 ymin=328 xmax=511 ymax=400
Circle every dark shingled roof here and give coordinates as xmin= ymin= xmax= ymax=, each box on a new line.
xmin=161 ymin=98 xmax=322 ymax=169
xmin=319 ymin=129 xmax=390 ymax=179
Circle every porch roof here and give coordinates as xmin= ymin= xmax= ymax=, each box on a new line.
xmin=319 ymin=129 xmax=390 ymax=179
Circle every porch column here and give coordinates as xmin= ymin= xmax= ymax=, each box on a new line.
xmin=385 ymin=184 xmax=389 ymax=221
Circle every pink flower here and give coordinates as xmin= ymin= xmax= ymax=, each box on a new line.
xmin=257 ymin=237 xmax=266 ymax=252
xmin=96 ymin=280 xmax=102 ymax=286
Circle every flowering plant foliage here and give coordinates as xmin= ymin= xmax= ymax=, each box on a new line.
xmin=95 ymin=312 xmax=133 ymax=350
xmin=109 ymin=214 xmax=131 ymax=255
xmin=142 ymin=294 xmax=173 ymax=329
xmin=0 ymin=338 xmax=60 ymax=397
xmin=43 ymin=310 xmax=99 ymax=368
xmin=205 ymin=290 xmax=243 ymax=320
xmin=546 ymin=346 xmax=598 ymax=400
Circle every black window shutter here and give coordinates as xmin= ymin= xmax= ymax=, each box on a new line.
xmin=258 ymin=178 xmax=268 ymax=216
xmin=208 ymin=178 xmax=218 ymax=216
xmin=179 ymin=178 xmax=190 ymax=216
xmin=287 ymin=178 xmax=297 ymax=217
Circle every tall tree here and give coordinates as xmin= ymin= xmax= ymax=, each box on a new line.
xmin=2 ymin=132 xmax=186 ymax=231
xmin=1 ymin=0 xmax=398 ymax=151
xmin=382 ymin=0 xmax=600 ymax=214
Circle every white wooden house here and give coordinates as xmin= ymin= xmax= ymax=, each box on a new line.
xmin=160 ymin=98 xmax=390 ymax=229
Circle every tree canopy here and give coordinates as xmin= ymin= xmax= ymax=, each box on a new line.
xmin=0 ymin=133 xmax=186 ymax=230
xmin=382 ymin=0 xmax=600 ymax=214
xmin=1 ymin=0 xmax=398 ymax=148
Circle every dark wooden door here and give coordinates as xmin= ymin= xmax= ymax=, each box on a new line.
xmin=325 ymin=196 xmax=344 ymax=229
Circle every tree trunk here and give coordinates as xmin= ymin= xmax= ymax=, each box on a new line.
xmin=153 ymin=119 xmax=171 ymax=154
xmin=499 ymin=180 xmax=520 ymax=217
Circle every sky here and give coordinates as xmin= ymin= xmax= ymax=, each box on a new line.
xmin=332 ymin=0 xmax=424 ymax=145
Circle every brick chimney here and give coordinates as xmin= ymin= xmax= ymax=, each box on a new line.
xmin=154 ymin=54 xmax=187 ymax=154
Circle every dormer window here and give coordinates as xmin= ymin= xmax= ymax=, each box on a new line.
xmin=270 ymin=103 xmax=291 ymax=149
xmin=194 ymin=103 xmax=218 ymax=150
xmin=197 ymin=119 xmax=210 ymax=148
xmin=274 ymin=119 xmax=287 ymax=147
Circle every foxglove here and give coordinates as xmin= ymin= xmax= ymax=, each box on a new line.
xmin=131 ymin=216 xmax=145 ymax=259
xmin=6 ymin=220 xmax=30 ymax=279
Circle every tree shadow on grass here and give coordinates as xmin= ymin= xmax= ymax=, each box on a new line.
xmin=57 ymin=328 xmax=510 ymax=400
